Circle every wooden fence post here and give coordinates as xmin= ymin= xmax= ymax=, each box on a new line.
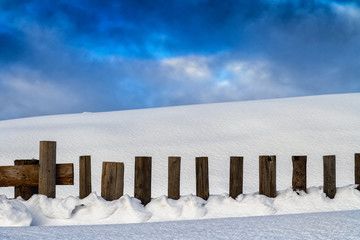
xmin=101 ymin=162 xmax=124 ymax=201
xmin=196 ymin=157 xmax=209 ymax=200
xmin=355 ymin=154 xmax=360 ymax=190
xmin=39 ymin=141 xmax=57 ymax=198
xmin=292 ymin=156 xmax=307 ymax=192
xmin=323 ymin=155 xmax=336 ymax=199
xmin=14 ymin=159 xmax=39 ymax=200
xmin=79 ymin=156 xmax=92 ymax=199
xmin=229 ymin=156 xmax=243 ymax=199
xmin=168 ymin=156 xmax=181 ymax=200
xmin=259 ymin=155 xmax=276 ymax=197
xmin=134 ymin=156 xmax=152 ymax=205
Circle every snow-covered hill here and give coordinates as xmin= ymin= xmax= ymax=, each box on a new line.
xmin=0 ymin=93 xmax=360 ymax=227
xmin=1 ymin=93 xmax=359 ymax=197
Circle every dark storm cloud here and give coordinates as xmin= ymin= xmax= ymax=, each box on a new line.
xmin=1 ymin=0 xmax=269 ymax=56
xmin=0 ymin=32 xmax=26 ymax=63
xmin=0 ymin=0 xmax=359 ymax=120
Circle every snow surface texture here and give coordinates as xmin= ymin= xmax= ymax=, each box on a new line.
xmin=0 ymin=93 xmax=359 ymax=198
xmin=0 ymin=93 xmax=359 ymax=227
xmin=2 ymin=209 xmax=360 ymax=239
xmin=1 ymin=185 xmax=360 ymax=227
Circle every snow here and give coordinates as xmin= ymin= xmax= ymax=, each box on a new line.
xmin=0 ymin=93 xmax=360 ymax=228
xmin=0 ymin=196 xmax=31 ymax=227
xmin=1 ymin=185 xmax=360 ymax=227
xmin=2 ymin=210 xmax=360 ymax=239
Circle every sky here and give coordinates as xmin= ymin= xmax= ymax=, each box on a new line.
xmin=0 ymin=0 xmax=359 ymax=120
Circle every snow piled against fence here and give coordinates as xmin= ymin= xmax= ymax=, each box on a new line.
xmin=2 ymin=185 xmax=360 ymax=226
xmin=0 ymin=93 xmax=360 ymax=226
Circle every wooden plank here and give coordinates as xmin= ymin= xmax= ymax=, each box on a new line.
xmin=196 ymin=157 xmax=209 ymax=200
xmin=0 ymin=165 xmax=39 ymax=187
xmin=39 ymin=141 xmax=57 ymax=198
xmin=355 ymin=154 xmax=360 ymax=190
xmin=229 ymin=156 xmax=243 ymax=199
xmin=134 ymin=156 xmax=152 ymax=205
xmin=56 ymin=163 xmax=74 ymax=185
xmin=79 ymin=156 xmax=92 ymax=199
xmin=168 ymin=156 xmax=181 ymax=200
xmin=259 ymin=155 xmax=276 ymax=197
xmin=0 ymin=163 xmax=73 ymax=187
xmin=323 ymin=155 xmax=336 ymax=199
xmin=292 ymin=156 xmax=307 ymax=192
xmin=101 ymin=162 xmax=124 ymax=201
xmin=14 ymin=160 xmax=39 ymax=200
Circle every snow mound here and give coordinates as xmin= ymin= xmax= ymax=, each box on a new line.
xmin=1 ymin=184 xmax=360 ymax=226
xmin=0 ymin=196 xmax=32 ymax=227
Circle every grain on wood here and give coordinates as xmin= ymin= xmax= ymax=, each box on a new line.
xmin=196 ymin=157 xmax=209 ymax=200
xmin=134 ymin=156 xmax=152 ymax=205
xmin=323 ymin=155 xmax=336 ymax=199
xmin=229 ymin=156 xmax=243 ymax=199
xmin=292 ymin=156 xmax=307 ymax=192
xmin=101 ymin=162 xmax=124 ymax=201
xmin=0 ymin=165 xmax=39 ymax=187
xmin=39 ymin=141 xmax=57 ymax=198
xmin=259 ymin=155 xmax=276 ymax=197
xmin=14 ymin=159 xmax=39 ymax=200
xmin=0 ymin=164 xmax=73 ymax=187
xmin=56 ymin=164 xmax=74 ymax=185
xmin=168 ymin=156 xmax=181 ymax=200
xmin=355 ymin=154 xmax=360 ymax=190
xmin=79 ymin=156 xmax=92 ymax=199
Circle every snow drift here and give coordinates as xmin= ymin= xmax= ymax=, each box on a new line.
xmin=2 ymin=185 xmax=360 ymax=227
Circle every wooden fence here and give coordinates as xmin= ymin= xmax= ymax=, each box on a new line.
xmin=0 ymin=141 xmax=74 ymax=199
xmin=0 ymin=141 xmax=360 ymax=205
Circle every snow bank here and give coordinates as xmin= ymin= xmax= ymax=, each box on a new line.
xmin=0 ymin=196 xmax=32 ymax=226
xmin=2 ymin=184 xmax=360 ymax=227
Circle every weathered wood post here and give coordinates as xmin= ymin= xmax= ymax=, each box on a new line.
xmin=196 ymin=157 xmax=209 ymax=200
xmin=168 ymin=156 xmax=181 ymax=200
xmin=134 ymin=156 xmax=152 ymax=205
xmin=323 ymin=155 xmax=336 ymax=199
xmin=292 ymin=156 xmax=307 ymax=192
xmin=355 ymin=154 xmax=360 ymax=190
xmin=14 ymin=159 xmax=39 ymax=200
xmin=259 ymin=155 xmax=276 ymax=197
xmin=79 ymin=155 xmax=92 ymax=199
xmin=229 ymin=156 xmax=243 ymax=199
xmin=101 ymin=162 xmax=124 ymax=201
xmin=39 ymin=141 xmax=57 ymax=198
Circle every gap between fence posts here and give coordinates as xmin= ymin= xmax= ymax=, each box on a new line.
xmin=259 ymin=155 xmax=276 ymax=198
xmin=168 ymin=156 xmax=181 ymax=200
xmin=229 ymin=156 xmax=243 ymax=199
xmin=196 ymin=157 xmax=209 ymax=200
xmin=14 ymin=159 xmax=39 ymax=200
xmin=79 ymin=156 xmax=92 ymax=199
xmin=39 ymin=141 xmax=57 ymax=198
xmin=292 ymin=156 xmax=307 ymax=192
xmin=323 ymin=155 xmax=336 ymax=199
xmin=134 ymin=156 xmax=152 ymax=205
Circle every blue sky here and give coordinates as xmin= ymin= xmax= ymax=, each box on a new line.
xmin=0 ymin=0 xmax=359 ymax=120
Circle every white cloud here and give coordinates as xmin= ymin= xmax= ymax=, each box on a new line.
xmin=161 ymin=56 xmax=212 ymax=81
xmin=332 ymin=2 xmax=360 ymax=21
